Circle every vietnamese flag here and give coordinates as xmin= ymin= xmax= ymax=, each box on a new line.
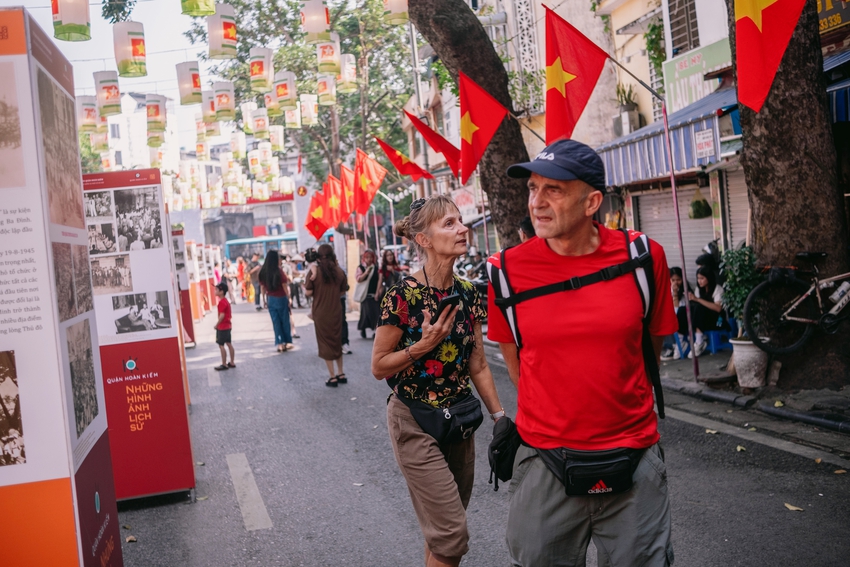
xmin=403 ymin=110 xmax=460 ymax=178
xmin=339 ymin=165 xmax=356 ymax=218
xmin=545 ymin=7 xmax=609 ymax=143
xmin=251 ymin=61 xmax=264 ymax=78
xmin=374 ymin=137 xmax=433 ymax=182
xmin=223 ymin=21 xmax=237 ymax=41
xmin=305 ymin=191 xmax=330 ymax=240
xmin=132 ymin=38 xmax=146 ymax=58
xmin=192 ymin=73 xmax=201 ymax=89
xmin=354 ymin=149 xmax=388 ymax=215
xmin=735 ymin=0 xmax=806 ymax=112
xmin=326 ymin=175 xmax=345 ymax=226
xmin=458 ymin=72 xmax=508 ymax=185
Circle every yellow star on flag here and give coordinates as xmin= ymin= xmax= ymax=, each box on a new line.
xmin=134 ymin=42 xmax=146 ymax=56
xmin=395 ymin=150 xmax=409 ymax=165
xmin=344 ymin=189 xmax=354 ymax=199
xmin=311 ymin=205 xmax=323 ymax=219
xmin=460 ymin=111 xmax=479 ymax=145
xmin=251 ymin=63 xmax=261 ymax=75
xmin=328 ymin=195 xmax=340 ymax=209
xmin=360 ymin=173 xmax=371 ymax=192
xmin=546 ymin=57 xmax=576 ymax=97
xmin=735 ymin=0 xmax=779 ymax=32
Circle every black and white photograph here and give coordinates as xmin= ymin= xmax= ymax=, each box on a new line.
xmin=88 ymin=223 xmax=117 ymax=255
xmin=0 ymin=350 xmax=25 ymax=467
xmin=115 ymin=187 xmax=163 ymax=251
xmin=52 ymin=242 xmax=76 ymax=322
xmin=0 ymin=62 xmax=26 ymax=189
xmin=84 ymin=190 xmax=114 ymax=221
xmin=66 ymin=319 xmax=98 ymax=438
xmin=111 ymin=290 xmax=171 ymax=334
xmin=91 ymin=254 xmax=132 ymax=295
xmin=38 ymin=68 xmax=85 ymax=229
xmin=72 ymin=244 xmax=94 ymax=314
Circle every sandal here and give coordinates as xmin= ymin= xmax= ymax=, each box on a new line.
xmin=335 ymin=374 xmax=347 ymax=384
xmin=325 ymin=376 xmax=338 ymax=388
xmin=277 ymin=345 xmax=284 ymax=352
xmin=227 ymin=362 xmax=236 ymax=368
xmin=214 ymin=364 xmax=229 ymax=371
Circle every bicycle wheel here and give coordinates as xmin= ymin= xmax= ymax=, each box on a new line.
xmin=743 ymin=278 xmax=818 ymax=354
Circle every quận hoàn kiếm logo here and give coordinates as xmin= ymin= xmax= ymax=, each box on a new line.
xmin=122 ymin=357 xmax=138 ymax=373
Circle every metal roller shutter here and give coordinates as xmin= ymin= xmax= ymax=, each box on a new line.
xmin=636 ymin=186 xmax=715 ymax=275
xmin=724 ymin=169 xmax=750 ymax=249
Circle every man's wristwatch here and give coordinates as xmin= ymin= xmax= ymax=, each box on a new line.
xmin=490 ymin=409 xmax=506 ymax=421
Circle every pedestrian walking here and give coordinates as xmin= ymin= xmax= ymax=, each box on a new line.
xmin=213 ymin=282 xmax=235 ymax=371
xmin=236 ymin=256 xmax=247 ymax=300
xmin=304 ymin=244 xmax=349 ymax=387
xmin=258 ymin=250 xmax=293 ymax=353
xmin=379 ymin=249 xmax=403 ymax=300
xmin=247 ymin=252 xmax=262 ymax=310
xmin=371 ymin=195 xmax=505 ymax=567
xmin=355 ymin=250 xmax=381 ymax=339
xmin=488 ymin=139 xmax=678 ymax=566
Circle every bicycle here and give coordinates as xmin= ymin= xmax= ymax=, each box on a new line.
xmin=743 ymin=252 xmax=850 ymax=355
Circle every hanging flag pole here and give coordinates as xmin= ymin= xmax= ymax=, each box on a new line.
xmin=606 ymin=54 xmax=699 ymax=379
xmin=508 ymin=112 xmax=546 ymax=144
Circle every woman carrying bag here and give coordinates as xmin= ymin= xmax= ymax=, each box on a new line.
xmin=258 ymin=250 xmax=292 ymax=352
xmin=305 ymin=244 xmax=349 ymax=386
xmin=371 ymin=196 xmax=505 ymax=567
xmin=355 ymin=250 xmax=381 ymax=339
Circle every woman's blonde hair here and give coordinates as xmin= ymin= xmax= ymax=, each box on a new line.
xmin=393 ymin=195 xmax=460 ymax=258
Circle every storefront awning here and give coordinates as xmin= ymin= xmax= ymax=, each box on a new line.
xmin=596 ymin=88 xmax=738 ymax=187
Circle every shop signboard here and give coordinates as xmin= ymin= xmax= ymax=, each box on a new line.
xmin=0 ymin=8 xmax=123 ymax=566
xmin=695 ymin=129 xmax=716 ymax=159
xmin=663 ymin=38 xmax=732 ymax=113
xmin=451 ymin=187 xmax=478 ymax=221
xmin=819 ymin=0 xmax=850 ymax=35
xmin=82 ymin=170 xmax=195 ymax=500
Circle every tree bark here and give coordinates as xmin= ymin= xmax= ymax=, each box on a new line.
xmin=726 ymin=0 xmax=850 ymax=387
xmin=409 ymin=0 xmax=530 ymax=248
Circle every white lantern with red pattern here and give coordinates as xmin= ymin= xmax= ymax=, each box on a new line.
xmin=252 ymin=108 xmax=269 ymax=139
xmin=113 ymin=21 xmax=146 ymax=77
xmin=208 ymin=3 xmax=237 ymax=60
xmin=300 ymin=94 xmax=318 ymax=126
xmin=240 ymin=101 xmax=257 ymax=133
xmin=338 ymin=54 xmax=357 ymax=94
xmin=214 ymin=81 xmax=236 ymax=121
xmin=176 ymin=61 xmax=202 ymax=105
xmin=269 ymin=125 xmax=285 ymax=152
xmin=249 ymin=48 xmax=274 ymax=93
xmin=76 ymin=95 xmax=97 ymax=132
xmin=146 ymin=94 xmax=167 ymax=132
xmin=317 ymin=75 xmax=336 ymax=106
xmin=202 ymin=90 xmax=217 ymax=123
xmin=383 ymin=0 xmax=409 ymax=24
xmin=53 ymin=0 xmax=91 ymax=41
xmin=274 ymin=71 xmax=298 ymax=111
xmin=300 ymin=0 xmax=330 ymax=44
xmin=284 ymin=104 xmax=302 ymax=129
xmin=316 ymin=32 xmax=341 ymax=75
xmin=94 ymin=70 xmax=121 ymax=117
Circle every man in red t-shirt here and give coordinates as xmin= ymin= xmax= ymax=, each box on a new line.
xmin=488 ymin=139 xmax=678 ymax=566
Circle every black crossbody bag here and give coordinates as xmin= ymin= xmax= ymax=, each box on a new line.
xmin=396 ymin=392 xmax=484 ymax=445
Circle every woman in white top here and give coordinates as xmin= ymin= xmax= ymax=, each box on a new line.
xmin=687 ymin=266 xmax=727 ymax=357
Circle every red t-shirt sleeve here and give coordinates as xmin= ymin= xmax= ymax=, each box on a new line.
xmin=486 ymin=255 xmax=515 ymax=343
xmin=648 ymin=239 xmax=679 ymax=336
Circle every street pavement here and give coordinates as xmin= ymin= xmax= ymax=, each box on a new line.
xmin=116 ymin=302 xmax=850 ymax=566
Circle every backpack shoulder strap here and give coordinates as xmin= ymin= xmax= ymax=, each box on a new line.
xmin=621 ymin=229 xmax=665 ymax=419
xmin=488 ymin=247 xmax=524 ymax=349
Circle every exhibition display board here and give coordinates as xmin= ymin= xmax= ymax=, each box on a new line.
xmin=172 ymin=229 xmax=195 ymax=344
xmin=82 ymin=170 xmax=195 ymax=500
xmin=0 ymin=8 xmax=123 ymax=566
xmin=185 ymin=240 xmax=204 ymax=321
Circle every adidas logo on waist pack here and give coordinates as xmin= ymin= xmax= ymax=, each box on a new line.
xmin=588 ymin=480 xmax=613 ymax=494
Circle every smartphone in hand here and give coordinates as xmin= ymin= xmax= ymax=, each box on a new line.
xmin=430 ymin=294 xmax=461 ymax=325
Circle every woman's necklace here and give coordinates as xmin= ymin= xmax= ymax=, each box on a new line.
xmin=422 ymin=267 xmax=456 ymax=315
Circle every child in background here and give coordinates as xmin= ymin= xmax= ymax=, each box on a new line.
xmin=214 ymin=282 xmax=235 ymax=371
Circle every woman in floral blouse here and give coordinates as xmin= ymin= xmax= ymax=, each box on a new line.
xmin=371 ymin=195 xmax=505 ymax=567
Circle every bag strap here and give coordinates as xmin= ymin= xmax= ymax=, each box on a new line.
xmin=489 ymin=247 xmax=525 ymax=350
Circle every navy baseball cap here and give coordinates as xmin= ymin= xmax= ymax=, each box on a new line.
xmin=506 ymin=139 xmax=606 ymax=192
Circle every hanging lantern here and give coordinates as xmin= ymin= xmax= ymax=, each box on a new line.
xmin=206 ymin=121 xmax=222 ymax=138
xmin=90 ymin=132 xmax=108 ymax=153
xmin=196 ymin=141 xmax=209 ymax=161
xmin=113 ymin=21 xmax=146 ymax=77
xmin=249 ymin=47 xmax=274 ymax=93
xmin=300 ymin=94 xmax=318 ymax=126
xmin=284 ymin=104 xmax=302 ymax=129
xmin=258 ymin=142 xmax=273 ymax=167
xmin=195 ymin=113 xmax=206 ymax=141
xmin=316 ymin=32 xmax=341 ymax=75
xmin=147 ymin=131 xmax=165 ymax=148
xmin=240 ymin=101 xmax=257 ymax=133
xmin=76 ymin=95 xmax=97 ymax=132
xmin=247 ymin=149 xmax=262 ymax=176
xmin=93 ymin=70 xmax=121 ymax=117
xmin=176 ymin=61 xmax=202 ymax=105
xmin=280 ymin=176 xmax=295 ymax=195
xmin=274 ymin=71 xmax=298 ymax=111
xmin=101 ymin=152 xmax=114 ymax=172
xmin=150 ymin=147 xmax=163 ymax=168
xmin=146 ymin=94 xmax=167 ymax=132
xmin=181 ymin=0 xmax=215 ymax=17
xmin=252 ymin=108 xmax=269 ymax=139
xmin=300 ymin=0 xmax=330 ymax=44
xmin=269 ymin=125 xmax=284 ymax=152
xmin=96 ymin=113 xmax=108 ymax=134
xmin=202 ymin=90 xmax=217 ymax=123
xmin=53 ymin=0 xmax=91 ymax=41
xmin=230 ymin=131 xmax=247 ymax=159
xmin=338 ymin=54 xmax=357 ymax=94
xmin=317 ymin=75 xmax=336 ymax=106
xmin=264 ymin=89 xmax=282 ymax=118
xmin=208 ymin=3 xmax=237 ymax=59
xmin=383 ymin=0 xmax=409 ymax=25
xmin=214 ymin=81 xmax=236 ymax=121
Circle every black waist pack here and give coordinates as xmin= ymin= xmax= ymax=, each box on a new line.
xmin=397 ymin=392 xmax=484 ymax=445
xmin=536 ymin=446 xmax=645 ymax=496
xmin=488 ymin=416 xmax=522 ymax=491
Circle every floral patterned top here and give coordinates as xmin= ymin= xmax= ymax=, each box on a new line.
xmin=379 ymin=274 xmax=486 ymax=407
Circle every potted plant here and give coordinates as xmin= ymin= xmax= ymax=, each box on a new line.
xmin=615 ymin=84 xmax=639 ymax=134
xmin=615 ymin=83 xmax=637 ymax=112
xmin=720 ymin=246 xmax=768 ymax=388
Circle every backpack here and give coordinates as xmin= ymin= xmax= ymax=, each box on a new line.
xmin=488 ymin=228 xmax=665 ymax=419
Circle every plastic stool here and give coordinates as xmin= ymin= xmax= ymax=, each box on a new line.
xmin=704 ymin=330 xmax=733 ymax=354
xmin=673 ymin=333 xmax=691 ymax=358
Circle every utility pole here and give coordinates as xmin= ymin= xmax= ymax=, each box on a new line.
xmin=408 ymin=22 xmax=431 ymax=197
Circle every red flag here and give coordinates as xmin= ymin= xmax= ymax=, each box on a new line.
xmin=403 ymin=110 xmax=460 ymax=178
xmin=305 ymin=191 xmax=329 ymax=240
xmin=354 ymin=149 xmax=388 ymax=215
xmin=545 ymin=6 xmax=609 ymax=143
xmin=326 ymin=175 xmax=344 ymax=226
xmin=458 ymin=72 xmax=508 ymax=185
xmin=339 ymin=165 xmax=355 ymax=218
xmin=297 ymin=154 xmax=302 ymax=174
xmin=735 ymin=0 xmax=805 ymax=112
xmin=374 ymin=137 xmax=433 ymax=182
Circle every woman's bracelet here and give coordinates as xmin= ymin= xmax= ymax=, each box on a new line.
xmin=405 ymin=346 xmax=416 ymax=363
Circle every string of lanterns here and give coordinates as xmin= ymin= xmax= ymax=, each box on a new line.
xmin=65 ymin=0 xmax=410 ymax=210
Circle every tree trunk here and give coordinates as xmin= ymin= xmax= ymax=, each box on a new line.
xmin=726 ymin=0 xmax=850 ymax=387
xmin=409 ymin=0 xmax=530 ymax=248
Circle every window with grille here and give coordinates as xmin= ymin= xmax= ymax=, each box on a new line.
xmin=649 ymin=60 xmax=663 ymax=123
xmin=668 ymin=0 xmax=699 ymax=56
